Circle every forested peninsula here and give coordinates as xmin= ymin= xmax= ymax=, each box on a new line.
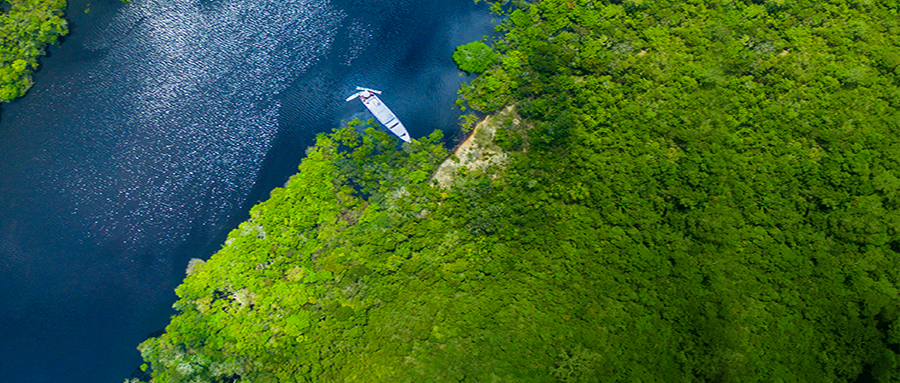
xmin=136 ymin=0 xmax=900 ymax=382
xmin=0 ymin=0 xmax=67 ymax=102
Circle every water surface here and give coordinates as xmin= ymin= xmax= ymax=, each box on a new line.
xmin=0 ymin=0 xmax=495 ymax=381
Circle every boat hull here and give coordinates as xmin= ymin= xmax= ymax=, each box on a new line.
xmin=360 ymin=93 xmax=410 ymax=142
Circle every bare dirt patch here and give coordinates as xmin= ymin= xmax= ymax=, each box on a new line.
xmin=432 ymin=105 xmax=519 ymax=189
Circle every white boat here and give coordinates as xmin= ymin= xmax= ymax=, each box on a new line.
xmin=345 ymin=87 xmax=411 ymax=142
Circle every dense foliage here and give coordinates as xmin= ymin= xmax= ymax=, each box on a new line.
xmin=452 ymin=41 xmax=498 ymax=74
xmin=0 ymin=0 xmax=67 ymax=102
xmin=138 ymin=0 xmax=900 ymax=382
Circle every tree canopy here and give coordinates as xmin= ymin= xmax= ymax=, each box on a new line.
xmin=453 ymin=40 xmax=498 ymax=74
xmin=136 ymin=0 xmax=900 ymax=382
xmin=0 ymin=0 xmax=68 ymax=102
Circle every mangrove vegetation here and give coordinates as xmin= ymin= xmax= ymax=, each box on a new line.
xmin=0 ymin=0 xmax=67 ymax=102
xmin=136 ymin=0 xmax=900 ymax=381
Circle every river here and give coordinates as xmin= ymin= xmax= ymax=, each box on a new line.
xmin=0 ymin=0 xmax=495 ymax=381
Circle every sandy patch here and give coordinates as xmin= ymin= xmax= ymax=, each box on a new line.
xmin=432 ymin=105 xmax=519 ymax=189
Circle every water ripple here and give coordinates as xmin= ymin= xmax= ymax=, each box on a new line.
xmin=51 ymin=0 xmax=345 ymax=249
xmin=341 ymin=20 xmax=373 ymax=66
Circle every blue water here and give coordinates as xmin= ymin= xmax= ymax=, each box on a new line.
xmin=0 ymin=0 xmax=495 ymax=381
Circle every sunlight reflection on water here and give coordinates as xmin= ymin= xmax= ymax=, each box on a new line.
xmin=0 ymin=0 xmax=496 ymax=380
xmin=54 ymin=0 xmax=344 ymax=249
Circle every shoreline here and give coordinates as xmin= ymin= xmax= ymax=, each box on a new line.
xmin=432 ymin=105 xmax=517 ymax=188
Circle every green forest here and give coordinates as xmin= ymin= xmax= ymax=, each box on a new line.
xmin=135 ymin=0 xmax=900 ymax=382
xmin=0 ymin=0 xmax=67 ymax=102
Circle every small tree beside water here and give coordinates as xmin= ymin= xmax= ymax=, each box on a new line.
xmin=452 ymin=41 xmax=497 ymax=74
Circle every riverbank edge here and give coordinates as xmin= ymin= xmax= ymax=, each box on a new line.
xmin=432 ymin=105 xmax=519 ymax=188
